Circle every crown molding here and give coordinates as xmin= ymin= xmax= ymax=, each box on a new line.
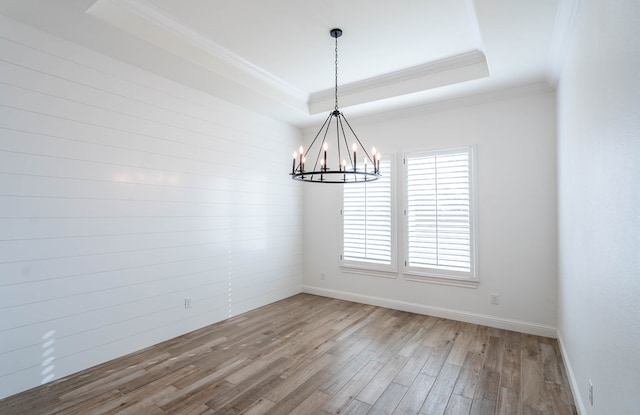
xmin=308 ymin=50 xmax=489 ymax=114
xmin=87 ymin=0 xmax=490 ymax=119
xmin=335 ymin=80 xmax=553 ymax=130
xmin=87 ymin=0 xmax=308 ymax=109
xmin=546 ymin=0 xmax=581 ymax=89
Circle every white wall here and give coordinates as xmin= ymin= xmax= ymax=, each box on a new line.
xmin=556 ymin=0 xmax=640 ymax=414
xmin=303 ymin=87 xmax=558 ymax=336
xmin=0 ymin=16 xmax=302 ymax=399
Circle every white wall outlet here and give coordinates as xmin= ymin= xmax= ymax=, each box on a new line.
xmin=320 ymin=272 xmax=326 ymax=280
xmin=490 ymin=294 xmax=500 ymax=305
xmin=184 ymin=298 xmax=192 ymax=309
xmin=588 ymin=380 xmax=593 ymax=405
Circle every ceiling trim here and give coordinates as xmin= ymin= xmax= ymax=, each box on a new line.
xmin=308 ymin=50 xmax=490 ymax=114
xmin=88 ymin=0 xmax=308 ymax=108
xmin=307 ymin=80 xmax=553 ymax=133
xmin=546 ymin=0 xmax=581 ymax=89
xmin=87 ymin=0 xmax=490 ymax=118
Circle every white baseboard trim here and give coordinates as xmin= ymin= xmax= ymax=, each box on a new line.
xmin=557 ymin=331 xmax=587 ymax=415
xmin=303 ymin=285 xmax=557 ymax=338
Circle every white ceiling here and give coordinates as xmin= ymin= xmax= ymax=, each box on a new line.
xmin=0 ymin=0 xmax=561 ymax=127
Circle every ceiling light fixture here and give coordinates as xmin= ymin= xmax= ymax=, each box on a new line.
xmin=291 ymin=28 xmax=381 ymax=183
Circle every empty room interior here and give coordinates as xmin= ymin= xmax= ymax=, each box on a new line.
xmin=0 ymin=0 xmax=638 ymax=414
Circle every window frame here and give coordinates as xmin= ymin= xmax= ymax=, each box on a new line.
xmin=340 ymin=155 xmax=398 ymax=277
xmin=402 ymin=146 xmax=478 ymax=287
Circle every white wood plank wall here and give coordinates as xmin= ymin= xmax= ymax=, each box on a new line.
xmin=0 ymin=16 xmax=303 ymax=399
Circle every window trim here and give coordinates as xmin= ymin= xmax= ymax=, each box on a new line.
xmin=340 ymin=155 xmax=397 ymax=274
xmin=401 ymin=146 xmax=478 ymax=285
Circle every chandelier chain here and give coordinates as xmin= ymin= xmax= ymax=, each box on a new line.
xmin=334 ymin=34 xmax=339 ymax=111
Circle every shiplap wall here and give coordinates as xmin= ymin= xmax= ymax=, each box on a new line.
xmin=0 ymin=16 xmax=302 ymax=399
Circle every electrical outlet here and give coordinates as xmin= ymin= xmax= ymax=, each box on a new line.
xmin=490 ymin=294 xmax=500 ymax=305
xmin=320 ymin=272 xmax=326 ymax=280
xmin=184 ymin=298 xmax=192 ymax=309
xmin=588 ymin=380 xmax=593 ymax=406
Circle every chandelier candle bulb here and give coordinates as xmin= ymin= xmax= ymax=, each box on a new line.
xmin=292 ymin=151 xmax=297 ymax=173
xmin=299 ymin=146 xmax=303 ymax=170
xmin=352 ymin=143 xmax=357 ymax=170
xmin=323 ymin=142 xmax=328 ymax=170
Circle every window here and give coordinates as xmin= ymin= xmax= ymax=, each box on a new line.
xmin=342 ymin=158 xmax=395 ymax=272
xmin=404 ymin=147 xmax=476 ymax=282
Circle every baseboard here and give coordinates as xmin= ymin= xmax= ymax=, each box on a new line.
xmin=303 ymin=285 xmax=557 ymax=338
xmin=557 ymin=331 xmax=587 ymax=415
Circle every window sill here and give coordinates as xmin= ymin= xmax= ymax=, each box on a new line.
xmin=403 ymin=272 xmax=479 ymax=288
xmin=340 ymin=265 xmax=398 ymax=279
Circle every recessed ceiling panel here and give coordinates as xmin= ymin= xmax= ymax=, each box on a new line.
xmin=147 ymin=0 xmax=480 ymax=93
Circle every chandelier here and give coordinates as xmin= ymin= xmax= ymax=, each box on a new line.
xmin=291 ymin=28 xmax=381 ymax=183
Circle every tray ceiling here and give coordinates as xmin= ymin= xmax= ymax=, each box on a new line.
xmin=0 ymin=0 xmax=562 ymax=126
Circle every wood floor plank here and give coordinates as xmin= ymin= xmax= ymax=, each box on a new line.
xmin=453 ymin=352 xmax=484 ymax=399
xmin=446 ymin=332 xmax=475 ymax=366
xmin=521 ymin=356 xmax=546 ymax=413
xmin=473 ymin=368 xmax=500 ymax=403
xmin=264 ymin=353 xmax=334 ymax=402
xmin=393 ymin=344 xmax=433 ymax=386
xmin=322 ymin=348 xmax=377 ymax=394
xmin=323 ymin=359 xmax=386 ymax=414
xmin=356 ymin=353 xmax=408 ymax=404
xmin=501 ymin=331 xmax=522 ymax=392
xmin=341 ymin=399 xmax=372 ymax=415
xmin=205 ymin=356 xmax=291 ymax=409
xmin=444 ymin=394 xmax=473 ymax=415
xmin=240 ymin=397 xmax=276 ymax=415
xmin=288 ymin=390 xmax=332 ymax=415
xmin=419 ymin=363 xmax=462 ymax=415
xmin=497 ymin=386 xmax=521 ymax=415
xmin=483 ymin=335 xmax=505 ymax=373
xmin=393 ymin=373 xmax=436 ymax=415
xmin=0 ymin=294 xmax=577 ymax=415
xmin=216 ymin=369 xmax=287 ymax=414
xmin=368 ymin=382 xmax=409 ymax=415
xmin=265 ymin=370 xmax=328 ymax=414
xmin=469 ymin=397 xmax=497 ymax=415
xmin=540 ymin=342 xmax=563 ymax=384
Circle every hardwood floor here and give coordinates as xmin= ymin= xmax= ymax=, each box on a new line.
xmin=0 ymin=294 xmax=577 ymax=415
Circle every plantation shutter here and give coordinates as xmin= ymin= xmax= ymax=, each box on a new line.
xmin=342 ymin=159 xmax=392 ymax=265
xmin=405 ymin=148 xmax=474 ymax=277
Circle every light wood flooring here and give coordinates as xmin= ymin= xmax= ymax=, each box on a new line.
xmin=0 ymin=294 xmax=577 ymax=415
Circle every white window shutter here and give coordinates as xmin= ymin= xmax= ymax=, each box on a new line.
xmin=343 ymin=159 xmax=392 ymax=265
xmin=406 ymin=148 xmax=474 ymax=278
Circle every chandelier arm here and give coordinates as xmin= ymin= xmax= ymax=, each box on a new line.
xmin=304 ymin=111 xmax=334 ymax=161
xmin=310 ymin=115 xmax=334 ymax=180
xmin=341 ymin=114 xmax=375 ymax=163
xmin=337 ymin=114 xmax=354 ymax=168
xmin=335 ymin=112 xmax=342 ymax=166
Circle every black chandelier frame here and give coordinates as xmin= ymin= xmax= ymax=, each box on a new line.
xmin=290 ymin=28 xmax=381 ymax=184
